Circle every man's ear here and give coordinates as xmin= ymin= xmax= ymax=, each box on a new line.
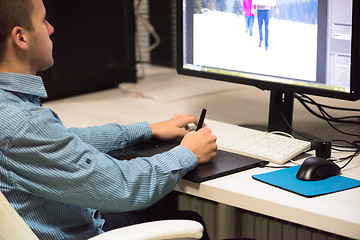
xmin=11 ymin=26 xmax=29 ymax=51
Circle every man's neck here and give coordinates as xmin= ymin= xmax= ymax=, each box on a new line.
xmin=0 ymin=62 xmax=36 ymax=75
xmin=0 ymin=48 xmax=36 ymax=75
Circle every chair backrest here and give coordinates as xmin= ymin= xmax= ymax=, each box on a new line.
xmin=0 ymin=191 xmax=39 ymax=240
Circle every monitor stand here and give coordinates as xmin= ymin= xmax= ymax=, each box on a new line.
xmin=242 ymin=90 xmax=320 ymax=141
xmin=241 ymin=90 xmax=294 ymax=134
xmin=268 ymin=90 xmax=294 ymax=133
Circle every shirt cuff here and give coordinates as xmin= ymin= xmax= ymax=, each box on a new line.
xmin=167 ymin=145 xmax=198 ymax=172
xmin=123 ymin=122 xmax=152 ymax=144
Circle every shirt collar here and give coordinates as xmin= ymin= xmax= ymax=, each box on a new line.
xmin=0 ymin=72 xmax=48 ymax=98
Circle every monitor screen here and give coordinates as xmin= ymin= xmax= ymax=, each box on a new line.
xmin=177 ymin=0 xmax=359 ymax=132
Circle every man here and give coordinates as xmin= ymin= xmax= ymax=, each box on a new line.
xmin=0 ymin=0 xmax=217 ymax=239
xmin=255 ymin=3 xmax=280 ymax=50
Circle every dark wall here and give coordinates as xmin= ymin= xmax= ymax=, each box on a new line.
xmin=149 ymin=0 xmax=176 ymax=67
xmin=40 ymin=0 xmax=136 ymax=101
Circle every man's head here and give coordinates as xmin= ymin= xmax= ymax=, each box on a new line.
xmin=0 ymin=0 xmax=54 ymax=74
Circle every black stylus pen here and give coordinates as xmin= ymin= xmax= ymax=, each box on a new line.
xmin=196 ymin=108 xmax=207 ymax=131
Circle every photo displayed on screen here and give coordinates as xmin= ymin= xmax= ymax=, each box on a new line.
xmin=183 ymin=0 xmax=353 ymax=93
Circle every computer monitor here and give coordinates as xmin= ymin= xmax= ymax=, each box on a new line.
xmin=177 ymin=0 xmax=360 ymax=133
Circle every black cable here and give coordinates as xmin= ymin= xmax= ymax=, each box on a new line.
xmin=279 ymin=111 xmax=315 ymax=142
xmin=331 ymin=147 xmax=358 ymax=153
xmin=295 ymin=94 xmax=360 ymax=125
xmin=295 ymin=94 xmax=360 ymax=122
xmin=322 ymin=115 xmax=360 ymax=138
xmin=279 ymin=101 xmax=359 ymax=170
xmin=296 ymin=94 xmax=360 ymax=112
xmin=331 ymin=139 xmax=358 ymax=149
xmin=340 ymin=146 xmax=360 ymax=169
xmin=329 ymin=140 xmax=359 ymax=168
xmin=294 ymin=94 xmax=360 ymax=137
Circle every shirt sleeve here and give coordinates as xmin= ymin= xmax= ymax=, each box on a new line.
xmin=4 ymin=106 xmax=198 ymax=212
xmin=67 ymin=122 xmax=153 ymax=153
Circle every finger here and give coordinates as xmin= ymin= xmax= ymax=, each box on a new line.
xmin=177 ymin=114 xmax=198 ymax=128
xmin=171 ymin=114 xmax=181 ymax=120
xmin=185 ymin=131 xmax=195 ymax=136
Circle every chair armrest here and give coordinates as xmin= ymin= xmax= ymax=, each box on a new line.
xmin=0 ymin=192 xmax=39 ymax=240
xmin=88 ymin=219 xmax=203 ymax=240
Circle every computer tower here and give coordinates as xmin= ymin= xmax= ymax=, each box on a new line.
xmin=40 ymin=0 xmax=136 ymax=101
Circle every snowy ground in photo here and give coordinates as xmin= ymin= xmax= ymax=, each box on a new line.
xmin=193 ymin=11 xmax=318 ymax=82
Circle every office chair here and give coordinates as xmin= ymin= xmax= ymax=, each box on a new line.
xmin=0 ymin=191 xmax=203 ymax=240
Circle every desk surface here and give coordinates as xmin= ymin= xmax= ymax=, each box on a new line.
xmin=44 ymin=64 xmax=360 ymax=239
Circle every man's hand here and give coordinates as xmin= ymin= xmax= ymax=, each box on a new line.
xmin=150 ymin=113 xmax=201 ymax=141
xmin=180 ymin=127 xmax=217 ymax=164
xmin=150 ymin=113 xmax=217 ymax=164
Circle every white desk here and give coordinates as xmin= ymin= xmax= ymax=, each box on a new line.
xmin=44 ymin=64 xmax=360 ymax=239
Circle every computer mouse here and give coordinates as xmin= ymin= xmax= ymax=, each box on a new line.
xmin=296 ymin=157 xmax=341 ymax=181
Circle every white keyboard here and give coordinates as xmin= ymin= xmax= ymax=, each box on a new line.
xmin=205 ymin=119 xmax=311 ymax=164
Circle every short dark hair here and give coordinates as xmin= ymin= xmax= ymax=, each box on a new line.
xmin=0 ymin=0 xmax=34 ymax=62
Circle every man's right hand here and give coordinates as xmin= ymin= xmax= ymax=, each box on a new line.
xmin=180 ymin=127 xmax=217 ymax=164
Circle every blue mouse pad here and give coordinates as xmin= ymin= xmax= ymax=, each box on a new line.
xmin=252 ymin=166 xmax=360 ymax=197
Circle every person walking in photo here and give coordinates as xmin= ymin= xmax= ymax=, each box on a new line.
xmin=243 ymin=0 xmax=256 ymax=36
xmin=255 ymin=3 xmax=280 ymax=50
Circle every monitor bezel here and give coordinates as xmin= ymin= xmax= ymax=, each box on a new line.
xmin=176 ymin=0 xmax=360 ymax=101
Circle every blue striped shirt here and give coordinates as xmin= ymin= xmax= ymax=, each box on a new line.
xmin=0 ymin=73 xmax=198 ymax=239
